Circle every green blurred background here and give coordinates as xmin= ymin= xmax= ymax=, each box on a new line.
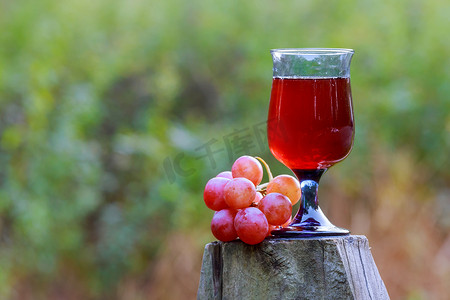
xmin=0 ymin=0 xmax=449 ymax=299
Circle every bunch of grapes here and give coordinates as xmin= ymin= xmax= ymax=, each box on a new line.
xmin=203 ymin=156 xmax=301 ymax=245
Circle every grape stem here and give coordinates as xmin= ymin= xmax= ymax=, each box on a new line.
xmin=256 ymin=182 xmax=269 ymax=192
xmin=255 ymin=156 xmax=273 ymax=182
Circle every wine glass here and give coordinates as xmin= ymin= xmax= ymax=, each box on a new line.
xmin=267 ymin=48 xmax=354 ymax=236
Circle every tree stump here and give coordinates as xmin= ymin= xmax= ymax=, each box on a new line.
xmin=197 ymin=235 xmax=389 ymax=300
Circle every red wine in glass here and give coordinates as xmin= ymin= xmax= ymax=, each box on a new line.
xmin=268 ymin=49 xmax=355 ymax=236
xmin=269 ymin=77 xmax=354 ymax=170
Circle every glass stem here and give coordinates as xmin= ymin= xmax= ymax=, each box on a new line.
xmin=292 ymin=169 xmax=327 ymax=226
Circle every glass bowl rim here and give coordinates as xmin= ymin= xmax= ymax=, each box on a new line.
xmin=271 ymin=48 xmax=354 ymax=55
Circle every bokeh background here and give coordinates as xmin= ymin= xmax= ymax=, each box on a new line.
xmin=0 ymin=0 xmax=449 ymax=299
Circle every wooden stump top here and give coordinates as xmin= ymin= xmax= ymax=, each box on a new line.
xmin=198 ymin=235 xmax=389 ymax=300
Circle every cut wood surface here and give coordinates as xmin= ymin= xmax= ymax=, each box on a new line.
xmin=197 ymin=235 xmax=389 ymax=300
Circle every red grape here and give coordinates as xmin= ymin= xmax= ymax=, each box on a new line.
xmin=266 ymin=175 xmax=301 ymax=205
xmin=234 ymin=207 xmax=269 ymax=245
xmin=203 ymin=177 xmax=230 ymax=211
xmin=281 ymin=216 xmax=292 ymax=227
xmin=231 ymin=156 xmax=263 ymax=186
xmin=216 ymin=171 xmax=233 ymax=179
xmin=223 ymin=178 xmax=256 ymax=209
xmin=259 ymin=193 xmax=292 ymax=225
xmin=211 ymin=209 xmax=238 ymax=242
xmin=253 ymin=192 xmax=263 ymax=206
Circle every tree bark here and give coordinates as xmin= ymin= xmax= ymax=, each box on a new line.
xmin=197 ymin=235 xmax=389 ymax=300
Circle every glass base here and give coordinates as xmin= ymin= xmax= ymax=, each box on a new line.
xmin=271 ymin=225 xmax=349 ymax=237
xmin=271 ymin=203 xmax=350 ymax=237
